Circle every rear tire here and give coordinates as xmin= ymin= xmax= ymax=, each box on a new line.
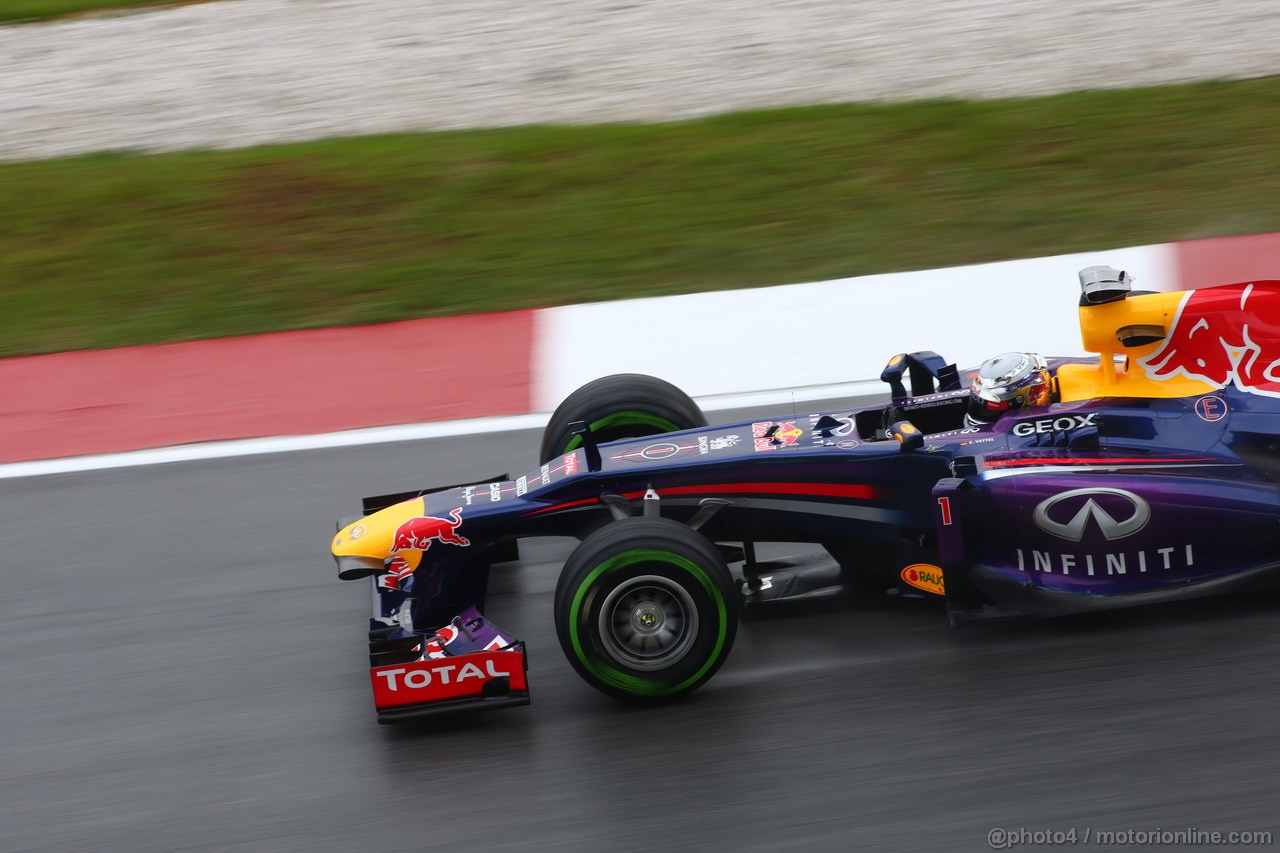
xmin=539 ymin=373 xmax=707 ymax=464
xmin=554 ymin=517 xmax=738 ymax=702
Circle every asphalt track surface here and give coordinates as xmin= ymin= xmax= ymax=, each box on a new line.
xmin=5 ymin=399 xmax=1280 ymax=853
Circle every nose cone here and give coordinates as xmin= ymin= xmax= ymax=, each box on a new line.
xmin=332 ymin=496 xmax=427 ymax=559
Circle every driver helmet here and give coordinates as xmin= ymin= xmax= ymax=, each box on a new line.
xmin=965 ymin=352 xmax=1053 ymax=425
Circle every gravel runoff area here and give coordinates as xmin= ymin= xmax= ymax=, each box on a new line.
xmin=2 ymin=0 xmax=1279 ymax=161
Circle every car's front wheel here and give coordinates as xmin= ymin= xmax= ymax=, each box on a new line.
xmin=554 ymin=517 xmax=738 ymax=702
xmin=539 ymin=373 xmax=707 ymax=464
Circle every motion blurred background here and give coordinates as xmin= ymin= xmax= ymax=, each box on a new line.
xmin=2 ymin=2 xmax=1279 ymax=850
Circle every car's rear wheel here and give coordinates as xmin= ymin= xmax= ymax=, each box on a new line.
xmin=539 ymin=373 xmax=707 ymax=464
xmin=554 ymin=517 xmax=738 ymax=702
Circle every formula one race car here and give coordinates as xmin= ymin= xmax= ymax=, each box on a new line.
xmin=333 ymin=266 xmax=1280 ymax=722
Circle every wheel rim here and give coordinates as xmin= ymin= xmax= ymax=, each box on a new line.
xmin=597 ymin=574 xmax=699 ymax=671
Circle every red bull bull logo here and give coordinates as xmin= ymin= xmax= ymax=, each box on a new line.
xmin=1140 ymin=282 xmax=1280 ymax=397
xmin=390 ymin=507 xmax=470 ymax=554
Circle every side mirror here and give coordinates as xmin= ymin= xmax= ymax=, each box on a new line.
xmin=1079 ymin=265 xmax=1133 ymax=305
xmin=881 ymin=353 xmax=908 ymax=400
xmin=888 ymin=420 xmax=924 ymax=452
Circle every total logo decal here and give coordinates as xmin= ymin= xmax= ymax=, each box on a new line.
xmin=371 ymin=650 xmax=528 ymax=707
xmin=375 ymin=659 xmax=512 ymax=691
xmin=1016 ymin=488 xmax=1194 ymax=575
xmin=376 ymin=653 xmax=517 ymax=696
xmin=752 ymin=421 xmax=805 ymax=452
xmin=1011 ymin=412 xmax=1098 ymax=437
xmin=1141 ymin=283 xmax=1280 ymax=397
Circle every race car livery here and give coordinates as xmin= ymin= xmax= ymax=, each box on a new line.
xmin=334 ymin=268 xmax=1280 ymax=722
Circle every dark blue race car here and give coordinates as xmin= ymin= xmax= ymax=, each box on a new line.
xmin=333 ymin=266 xmax=1280 ymax=722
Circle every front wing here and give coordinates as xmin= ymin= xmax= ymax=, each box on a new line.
xmin=371 ymin=648 xmax=530 ymax=723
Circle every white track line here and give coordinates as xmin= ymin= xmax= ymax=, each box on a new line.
xmin=0 ymin=380 xmax=885 ymax=480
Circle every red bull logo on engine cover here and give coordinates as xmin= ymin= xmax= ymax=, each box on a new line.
xmin=390 ymin=507 xmax=470 ymax=554
xmin=1140 ymin=283 xmax=1280 ymax=397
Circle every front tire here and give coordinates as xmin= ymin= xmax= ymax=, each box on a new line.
xmin=539 ymin=373 xmax=707 ymax=464
xmin=554 ymin=518 xmax=738 ymax=702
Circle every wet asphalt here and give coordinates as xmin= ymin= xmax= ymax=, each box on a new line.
xmin=3 ymin=402 xmax=1279 ymax=852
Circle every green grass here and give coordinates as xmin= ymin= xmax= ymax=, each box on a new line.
xmin=4 ymin=77 xmax=1280 ymax=357
xmin=0 ymin=0 xmax=200 ymax=23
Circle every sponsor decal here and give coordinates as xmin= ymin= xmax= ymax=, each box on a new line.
xmin=390 ymin=508 xmax=470 ymax=554
xmin=515 ymin=476 xmax=528 ymax=497
xmin=540 ymin=464 xmax=552 ymax=486
xmin=836 ymin=439 xmax=859 ymax=449
xmin=900 ymin=563 xmax=945 ymax=595
xmin=905 ymin=397 xmax=963 ymax=410
xmin=370 ymin=651 xmax=526 ymax=708
xmin=1015 ymin=545 xmax=1195 ymax=576
xmin=610 ymin=441 xmax=700 ymax=463
xmin=709 ymin=435 xmax=740 ymax=451
xmin=488 ymin=483 xmax=502 ymax=502
xmin=698 ymin=435 xmax=709 ymax=455
xmin=1194 ymin=395 xmax=1229 ymax=423
xmin=1011 ymin=413 xmax=1098 ymax=437
xmin=462 ymin=485 xmax=476 ymax=506
xmin=1033 ymin=488 xmax=1149 ymax=541
xmin=752 ymin=421 xmax=804 ymax=452
xmin=349 ymin=524 xmax=366 ymax=541
xmin=562 ymin=453 xmax=579 ymax=475
xmin=1019 ymin=488 xmax=1193 ymax=576
xmin=374 ymin=659 xmax=512 ymax=691
xmin=1140 ymin=283 xmax=1280 ymax=396
xmin=927 ymin=427 xmax=981 ymax=439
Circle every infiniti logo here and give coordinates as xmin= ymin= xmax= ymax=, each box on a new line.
xmin=1032 ymin=488 xmax=1151 ymax=541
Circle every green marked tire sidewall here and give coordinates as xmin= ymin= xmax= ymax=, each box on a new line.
xmin=562 ymin=411 xmax=683 ymax=453
xmin=568 ymin=549 xmax=728 ymax=696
